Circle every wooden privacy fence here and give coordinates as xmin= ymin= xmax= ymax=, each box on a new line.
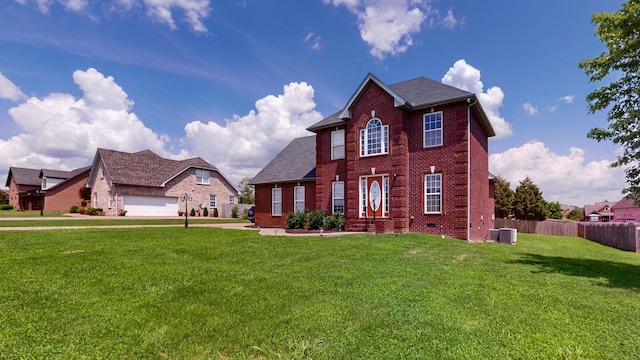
xmin=494 ymin=219 xmax=578 ymax=237
xmin=494 ymin=218 xmax=640 ymax=253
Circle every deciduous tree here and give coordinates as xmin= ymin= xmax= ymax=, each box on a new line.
xmin=238 ymin=177 xmax=255 ymax=204
xmin=579 ymin=0 xmax=640 ymax=201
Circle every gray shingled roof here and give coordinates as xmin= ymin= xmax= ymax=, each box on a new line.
xmin=41 ymin=166 xmax=91 ymax=180
xmin=5 ymin=167 xmax=41 ymax=187
xmin=307 ymin=74 xmax=493 ymax=136
xmin=251 ymin=135 xmax=316 ymax=185
xmin=93 ymin=148 xmax=222 ymax=188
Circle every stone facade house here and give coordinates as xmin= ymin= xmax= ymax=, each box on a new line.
xmin=5 ymin=166 xmax=90 ymax=211
xmin=86 ymin=148 xmax=238 ymax=216
xmin=252 ymin=73 xmax=496 ymax=241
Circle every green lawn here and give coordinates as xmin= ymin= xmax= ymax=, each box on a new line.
xmin=0 ymin=210 xmax=66 ymax=217
xmin=0 ymin=218 xmax=248 ymax=227
xmin=1 ymin=229 xmax=639 ymax=359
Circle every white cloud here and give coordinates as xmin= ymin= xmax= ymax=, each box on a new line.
xmin=442 ymin=59 xmax=512 ymax=139
xmin=304 ymin=32 xmax=322 ymax=50
xmin=522 ymin=102 xmax=538 ymax=116
xmin=16 ymin=0 xmax=210 ymax=32
xmin=559 ymin=95 xmax=575 ymax=104
xmin=325 ymin=0 xmax=460 ymax=59
xmin=0 ymin=68 xmax=176 ymax=186
xmin=0 ymin=72 xmax=27 ymax=102
xmin=184 ymin=82 xmax=323 ymax=184
xmin=490 ymin=141 xmax=625 ymax=206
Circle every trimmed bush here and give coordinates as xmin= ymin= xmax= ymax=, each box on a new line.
xmin=203 ymin=207 xmax=209 ymax=217
xmin=231 ymin=206 xmax=239 ymax=218
xmin=324 ymin=212 xmax=346 ymax=231
xmin=213 ymin=208 xmax=219 ymax=217
xmin=190 ymin=208 xmax=196 ymax=217
xmin=0 ymin=204 xmax=14 ymax=210
xmin=69 ymin=205 xmax=79 ymax=213
xmin=308 ymin=210 xmax=325 ymax=230
xmin=286 ymin=212 xmax=307 ymax=229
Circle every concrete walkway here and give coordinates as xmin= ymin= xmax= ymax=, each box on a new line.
xmin=0 ymin=215 xmax=358 ymax=237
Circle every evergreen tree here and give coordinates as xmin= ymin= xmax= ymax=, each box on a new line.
xmin=547 ymin=201 xmax=564 ymax=220
xmin=238 ymin=177 xmax=255 ymax=204
xmin=514 ymin=177 xmax=548 ymax=221
xmin=494 ymin=175 xmax=514 ymax=218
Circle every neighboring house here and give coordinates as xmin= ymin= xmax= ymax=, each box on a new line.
xmin=252 ymin=73 xmax=496 ymax=241
xmin=583 ymin=201 xmax=615 ymax=222
xmin=612 ymin=197 xmax=640 ymax=222
xmin=86 ymin=148 xmax=239 ymax=216
xmin=5 ymin=166 xmax=90 ymax=211
xmin=561 ymin=204 xmax=576 ymax=219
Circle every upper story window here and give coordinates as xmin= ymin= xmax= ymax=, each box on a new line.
xmin=196 ymin=169 xmax=210 ymax=185
xmin=360 ymin=118 xmax=388 ymax=157
xmin=331 ymin=129 xmax=345 ymax=159
xmin=423 ymin=112 xmax=443 ymax=148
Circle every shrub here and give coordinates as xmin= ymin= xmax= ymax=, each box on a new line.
xmin=286 ymin=212 xmax=307 ymax=229
xmin=308 ymin=210 xmax=325 ymax=230
xmin=178 ymin=210 xmax=185 ymax=217
xmin=203 ymin=207 xmax=209 ymax=217
xmin=190 ymin=208 xmax=196 ymax=217
xmin=242 ymin=208 xmax=249 ymax=220
xmin=231 ymin=206 xmax=239 ymax=218
xmin=0 ymin=204 xmax=14 ymax=210
xmin=78 ymin=207 xmax=86 ymax=214
xmin=69 ymin=205 xmax=79 ymax=213
xmin=212 ymin=208 xmax=218 ymax=217
xmin=324 ymin=212 xmax=346 ymax=231
xmin=118 ymin=209 xmax=127 ymax=216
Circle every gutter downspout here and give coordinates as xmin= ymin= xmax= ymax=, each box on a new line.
xmin=467 ymin=97 xmax=477 ymax=241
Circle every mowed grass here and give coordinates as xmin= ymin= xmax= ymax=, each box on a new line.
xmin=1 ymin=229 xmax=639 ymax=359
xmin=0 ymin=210 xmax=66 ymax=218
xmin=0 ymin=218 xmax=248 ymax=227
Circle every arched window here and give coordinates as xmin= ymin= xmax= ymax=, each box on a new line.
xmin=360 ymin=118 xmax=388 ymax=156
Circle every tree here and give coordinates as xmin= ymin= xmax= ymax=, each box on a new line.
xmin=513 ymin=177 xmax=548 ymax=221
xmin=546 ymin=201 xmax=564 ymax=220
xmin=568 ymin=208 xmax=584 ymax=221
xmin=238 ymin=177 xmax=254 ymax=204
xmin=494 ymin=175 xmax=514 ymax=218
xmin=0 ymin=190 xmax=8 ymax=204
xmin=579 ymin=0 xmax=640 ymax=202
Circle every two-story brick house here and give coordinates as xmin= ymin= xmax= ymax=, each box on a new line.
xmin=252 ymin=73 xmax=495 ymax=241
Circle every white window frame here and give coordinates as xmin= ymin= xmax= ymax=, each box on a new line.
xmin=108 ymin=192 xmax=112 ymax=209
xmin=209 ymin=194 xmax=217 ymax=208
xmin=272 ymin=187 xmax=282 ymax=216
xmin=229 ymin=195 xmax=236 ymax=205
xmin=294 ymin=186 xmax=305 ymax=213
xmin=424 ymin=173 xmax=442 ymax=214
xmin=332 ymin=181 xmax=344 ymax=214
xmin=331 ymin=129 xmax=345 ymax=160
xmin=360 ymin=118 xmax=388 ymax=157
xmin=423 ymin=111 xmax=443 ymax=148
xmin=195 ymin=169 xmax=210 ymax=185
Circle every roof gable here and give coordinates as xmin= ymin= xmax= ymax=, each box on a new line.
xmin=251 ymin=135 xmax=316 ymax=185
xmin=6 ymin=167 xmax=41 ymax=187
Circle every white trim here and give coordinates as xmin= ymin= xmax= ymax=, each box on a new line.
xmin=331 ymin=129 xmax=345 ymax=160
xmin=272 ymin=187 xmax=282 ymax=216
xmin=360 ymin=118 xmax=389 ymax=157
xmin=332 ymin=181 xmax=344 ymax=214
xmin=339 ymin=73 xmax=406 ymax=120
xmin=294 ymin=186 xmax=305 ymax=213
xmin=424 ymin=173 xmax=442 ymax=214
xmin=423 ymin=111 xmax=443 ymax=148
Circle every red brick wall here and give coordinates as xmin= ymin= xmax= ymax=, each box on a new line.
xmin=44 ymin=173 xmax=89 ymax=212
xmin=468 ymin=109 xmax=494 ymax=241
xmin=254 ymin=181 xmax=316 ymax=228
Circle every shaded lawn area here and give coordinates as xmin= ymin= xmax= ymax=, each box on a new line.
xmin=1 ymin=229 xmax=639 ymax=359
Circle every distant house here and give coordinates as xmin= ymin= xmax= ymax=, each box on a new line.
xmin=86 ymin=148 xmax=238 ymax=216
xmin=583 ymin=201 xmax=615 ymax=222
xmin=5 ymin=166 xmax=90 ymax=211
xmin=612 ymin=197 xmax=640 ymax=222
xmin=252 ymin=73 xmax=495 ymax=241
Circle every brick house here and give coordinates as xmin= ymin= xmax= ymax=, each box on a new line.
xmin=611 ymin=197 xmax=640 ymax=222
xmin=86 ymin=148 xmax=239 ymax=216
xmin=5 ymin=166 xmax=90 ymax=211
xmin=252 ymin=73 xmax=496 ymax=241
xmin=583 ymin=201 xmax=615 ymax=222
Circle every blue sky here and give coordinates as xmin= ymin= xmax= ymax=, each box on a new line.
xmin=0 ymin=0 xmax=626 ymax=206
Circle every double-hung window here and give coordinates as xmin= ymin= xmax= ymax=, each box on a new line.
xmin=230 ymin=195 xmax=236 ymax=205
xmin=196 ymin=169 xmax=210 ymax=185
xmin=331 ymin=129 xmax=345 ymax=159
xmin=332 ymin=182 xmax=344 ymax=214
xmin=424 ymin=173 xmax=442 ymax=214
xmin=294 ymin=186 xmax=305 ymax=213
xmin=209 ymin=194 xmax=217 ymax=207
xmin=360 ymin=118 xmax=388 ymax=156
xmin=272 ymin=188 xmax=282 ymax=216
xmin=423 ymin=112 xmax=443 ymax=147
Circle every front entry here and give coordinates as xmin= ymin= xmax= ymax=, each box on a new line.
xmin=360 ymin=174 xmax=389 ymax=218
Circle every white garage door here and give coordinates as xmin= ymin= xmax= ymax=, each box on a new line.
xmin=123 ymin=196 xmax=178 ymax=216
